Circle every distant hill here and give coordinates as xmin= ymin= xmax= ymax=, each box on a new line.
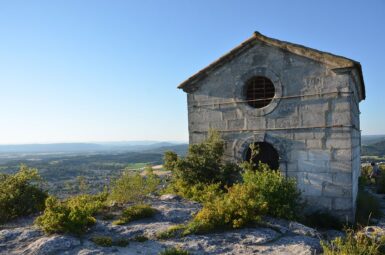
xmin=144 ymin=144 xmax=188 ymax=155
xmin=0 ymin=141 xmax=188 ymax=154
xmin=362 ymin=140 xmax=385 ymax=157
xmin=361 ymin=135 xmax=385 ymax=146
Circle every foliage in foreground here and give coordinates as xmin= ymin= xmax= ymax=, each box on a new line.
xmin=163 ymin=179 xmax=223 ymax=204
xmin=156 ymin=224 xmax=186 ymax=239
xmin=184 ymin=167 xmax=301 ymax=234
xmin=162 ymin=130 xmax=302 ymax=235
xmin=133 ymin=235 xmax=149 ymax=242
xmin=113 ymin=204 xmax=158 ymax=225
xmin=242 ymin=164 xmax=301 ymax=220
xmin=158 ymin=247 xmax=190 ymax=255
xmin=91 ymin=235 xmax=129 ymax=247
xmin=108 ymin=171 xmax=160 ymax=204
xmin=164 ymin=130 xmax=242 ymax=192
xmin=361 ymin=164 xmax=385 ymax=194
xmin=321 ymin=228 xmax=385 ymax=255
xmin=35 ymin=193 xmax=106 ymax=235
xmin=0 ymin=164 xmax=48 ymax=224
xmin=91 ymin=236 xmax=113 ymax=247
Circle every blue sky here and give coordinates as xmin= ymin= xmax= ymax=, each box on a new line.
xmin=0 ymin=0 xmax=384 ymax=144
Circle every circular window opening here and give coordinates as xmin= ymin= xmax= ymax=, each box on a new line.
xmin=244 ymin=142 xmax=279 ymax=170
xmin=244 ymin=76 xmax=275 ymax=108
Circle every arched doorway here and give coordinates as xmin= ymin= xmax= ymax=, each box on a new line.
xmin=244 ymin=142 xmax=279 ymax=170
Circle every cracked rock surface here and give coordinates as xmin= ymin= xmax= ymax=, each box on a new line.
xmin=0 ymin=195 xmax=322 ymax=255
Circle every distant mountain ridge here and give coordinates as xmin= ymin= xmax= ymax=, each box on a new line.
xmin=362 ymin=140 xmax=385 ymax=157
xmin=0 ymin=141 xmax=187 ymax=154
xmin=361 ymin=135 xmax=385 ymax=146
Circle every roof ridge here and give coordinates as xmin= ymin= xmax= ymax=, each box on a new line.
xmin=178 ymin=32 xmax=365 ymax=100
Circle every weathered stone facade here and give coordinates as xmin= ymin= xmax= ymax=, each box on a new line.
xmin=178 ymin=32 xmax=365 ymax=221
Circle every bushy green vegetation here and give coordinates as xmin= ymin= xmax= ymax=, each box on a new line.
xmin=241 ymin=165 xmax=301 ymax=220
xmin=158 ymin=247 xmax=190 ymax=255
xmin=360 ymin=164 xmax=385 ymax=194
xmin=164 ymin=130 xmax=241 ymax=196
xmin=113 ymin=204 xmax=158 ymax=225
xmin=184 ymin=167 xmax=301 ymax=234
xmin=362 ymin=165 xmax=372 ymax=177
xmin=35 ymin=193 xmax=106 ymax=235
xmin=156 ymin=224 xmax=186 ymax=239
xmin=91 ymin=236 xmax=113 ymax=247
xmin=321 ymin=229 xmax=385 ymax=255
xmin=91 ymin=235 xmax=129 ymax=247
xmin=25 ymin=154 xmax=160 ymax=234
xmin=163 ymin=130 xmax=302 ymax=235
xmin=0 ymin=164 xmax=47 ymax=224
xmin=108 ymin=171 xmax=160 ymax=204
xmin=133 ymin=235 xmax=148 ymax=242
xmin=0 ymin=150 xmax=170 ymax=197
xmin=163 ymin=180 xmax=223 ymax=204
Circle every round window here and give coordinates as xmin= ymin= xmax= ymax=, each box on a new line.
xmin=244 ymin=76 xmax=275 ymax=108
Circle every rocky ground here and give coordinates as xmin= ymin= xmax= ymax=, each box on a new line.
xmin=0 ymin=194 xmax=329 ymax=255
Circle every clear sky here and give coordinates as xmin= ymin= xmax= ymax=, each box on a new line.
xmin=0 ymin=0 xmax=384 ymax=144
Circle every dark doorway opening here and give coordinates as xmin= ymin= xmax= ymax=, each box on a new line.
xmin=244 ymin=142 xmax=279 ymax=170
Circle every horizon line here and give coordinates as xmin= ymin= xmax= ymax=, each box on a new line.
xmin=0 ymin=140 xmax=189 ymax=146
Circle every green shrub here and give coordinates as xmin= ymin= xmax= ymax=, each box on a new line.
xmin=164 ymin=131 xmax=301 ymax=235
xmin=163 ymin=151 xmax=178 ymax=172
xmin=156 ymin=225 xmax=186 ymax=239
xmin=91 ymin=235 xmax=129 ymax=247
xmin=164 ymin=130 xmax=242 ymax=189
xmin=165 ymin=179 xmax=223 ymax=203
xmin=108 ymin=171 xmax=160 ymax=204
xmin=158 ymin=247 xmax=190 ymax=255
xmin=0 ymin=164 xmax=48 ymax=224
xmin=76 ymin=175 xmax=89 ymax=193
xmin=361 ymin=165 xmax=372 ymax=178
xmin=114 ymin=238 xmax=129 ymax=247
xmin=91 ymin=236 xmax=113 ymax=247
xmin=185 ymin=181 xmax=267 ymax=234
xmin=321 ymin=228 xmax=385 ymax=255
xmin=35 ymin=193 xmax=106 ymax=235
xmin=241 ymin=166 xmax=301 ymax=220
xmin=185 ymin=166 xmax=301 ymax=234
xmin=133 ymin=235 xmax=148 ymax=242
xmin=113 ymin=204 xmax=157 ymax=225
xmin=356 ymin=189 xmax=382 ymax=226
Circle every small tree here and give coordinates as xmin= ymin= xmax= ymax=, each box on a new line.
xmin=184 ymin=164 xmax=302 ymax=234
xmin=35 ymin=193 xmax=106 ymax=235
xmin=164 ymin=130 xmax=241 ymax=187
xmin=77 ymin=176 xmax=89 ymax=193
xmin=0 ymin=164 xmax=47 ymax=223
xmin=108 ymin=171 xmax=160 ymax=204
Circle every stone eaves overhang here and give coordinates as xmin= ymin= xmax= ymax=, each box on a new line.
xmin=178 ymin=32 xmax=366 ymax=101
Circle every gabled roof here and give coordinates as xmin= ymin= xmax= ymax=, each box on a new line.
xmin=178 ymin=32 xmax=365 ymax=100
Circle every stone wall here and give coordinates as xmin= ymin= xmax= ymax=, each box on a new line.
xmin=186 ymin=41 xmax=361 ymax=220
